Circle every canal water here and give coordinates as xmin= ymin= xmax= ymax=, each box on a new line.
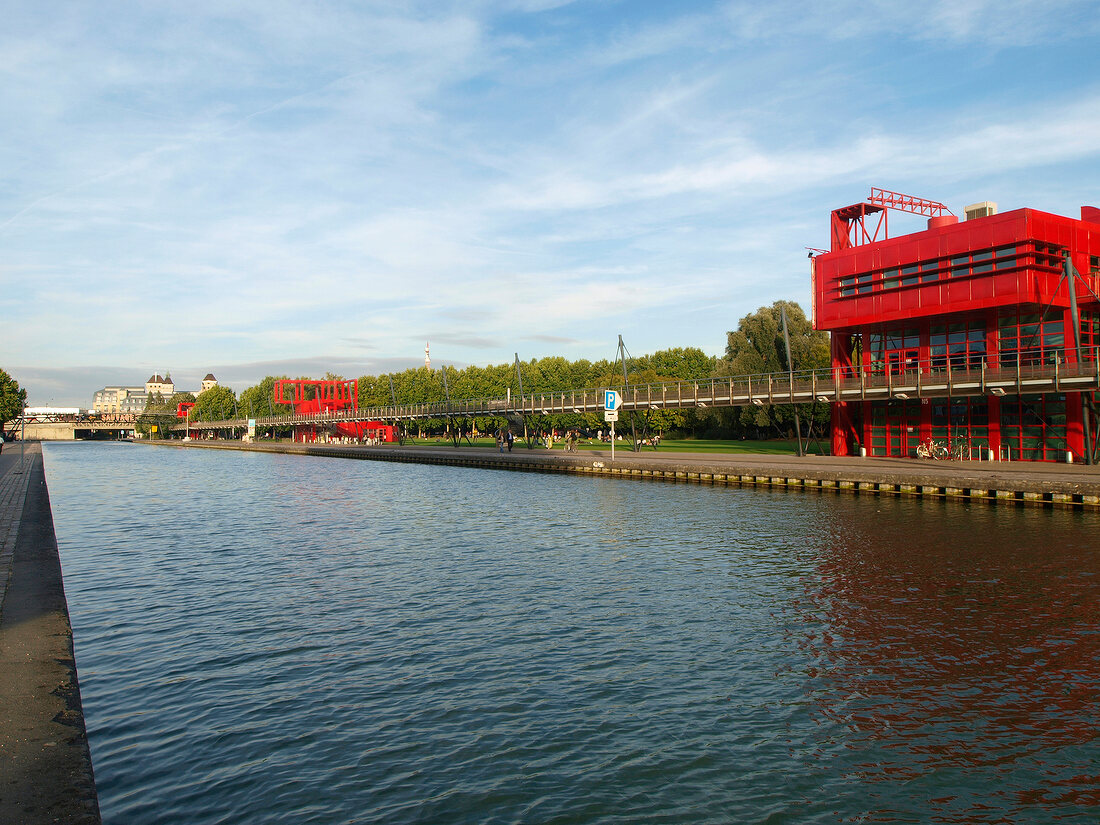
xmin=43 ymin=442 xmax=1100 ymax=824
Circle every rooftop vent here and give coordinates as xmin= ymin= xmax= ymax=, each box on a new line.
xmin=964 ymin=201 xmax=997 ymax=220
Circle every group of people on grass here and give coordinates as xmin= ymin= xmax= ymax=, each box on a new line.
xmin=491 ymin=428 xmax=661 ymax=452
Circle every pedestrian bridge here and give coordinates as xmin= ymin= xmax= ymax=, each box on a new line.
xmin=177 ymin=353 xmax=1100 ymax=433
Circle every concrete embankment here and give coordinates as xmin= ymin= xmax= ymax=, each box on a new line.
xmin=147 ymin=440 xmax=1100 ymax=509
xmin=0 ymin=444 xmax=101 ymax=824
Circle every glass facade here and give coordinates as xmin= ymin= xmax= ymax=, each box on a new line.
xmin=998 ymin=311 xmax=1064 ymax=366
xmin=869 ymin=398 xmax=922 ymax=457
xmin=859 ymin=314 xmax=1079 ymax=460
xmin=930 ymin=321 xmax=986 ymax=371
xmin=1000 ymin=394 xmax=1067 ymax=461
xmin=930 ymin=397 xmax=989 ymax=458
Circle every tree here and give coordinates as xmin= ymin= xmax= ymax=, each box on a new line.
xmin=0 ymin=369 xmax=28 ymax=435
xmin=189 ymin=385 xmax=237 ymax=422
xmin=136 ymin=391 xmax=195 ymax=438
xmin=238 ymin=377 xmax=292 ymax=419
xmin=716 ymin=301 xmax=830 ymax=438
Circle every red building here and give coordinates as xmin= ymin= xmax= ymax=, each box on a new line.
xmin=812 ymin=189 xmax=1100 ymax=462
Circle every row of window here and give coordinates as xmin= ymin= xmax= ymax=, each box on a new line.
xmin=861 ymin=313 xmax=1097 ymax=372
xmin=867 ymin=394 xmax=1068 ymax=460
xmin=837 ymin=242 xmax=1069 ymax=297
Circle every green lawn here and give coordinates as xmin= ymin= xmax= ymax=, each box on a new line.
xmin=405 ymin=436 xmax=829 ymax=455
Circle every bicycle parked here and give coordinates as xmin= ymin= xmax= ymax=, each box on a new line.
xmin=916 ymin=439 xmax=948 ymax=459
xmin=916 ymin=435 xmax=969 ymax=460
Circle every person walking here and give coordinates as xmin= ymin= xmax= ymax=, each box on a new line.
xmin=506 ymin=430 xmax=514 ymax=451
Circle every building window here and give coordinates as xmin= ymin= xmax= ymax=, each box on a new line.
xmin=1000 ymin=393 xmax=1066 ymax=461
xmin=1080 ymin=312 xmax=1100 ymax=358
xmin=1028 ymin=242 xmax=1066 ymax=271
xmin=866 ymin=328 xmax=920 ymax=374
xmin=998 ymin=311 xmax=1064 ymax=366
xmin=869 ymin=398 xmax=923 ymax=457
xmin=930 ymin=321 xmax=986 ymax=371
xmin=931 ymin=396 xmax=989 ymax=457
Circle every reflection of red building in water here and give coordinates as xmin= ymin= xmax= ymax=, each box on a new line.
xmin=273 ymin=379 xmax=396 ymax=443
xmin=813 ymin=189 xmax=1100 ymax=461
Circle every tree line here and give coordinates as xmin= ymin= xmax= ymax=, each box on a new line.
xmin=138 ymin=301 xmax=830 ymax=440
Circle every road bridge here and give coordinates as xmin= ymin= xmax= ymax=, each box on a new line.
xmin=7 ymin=414 xmax=135 ymax=442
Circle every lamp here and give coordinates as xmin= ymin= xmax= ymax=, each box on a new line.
xmin=990 ymin=387 xmax=1006 ymax=396
xmin=751 ymin=398 xmax=764 ymax=406
xmin=816 ymin=395 xmax=830 ymax=402
xmin=894 ymin=392 xmax=909 ymax=399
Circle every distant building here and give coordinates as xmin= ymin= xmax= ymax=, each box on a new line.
xmin=93 ymin=386 xmax=148 ymax=414
xmin=200 ymin=373 xmax=218 ymax=394
xmin=145 ymin=373 xmax=174 ymax=397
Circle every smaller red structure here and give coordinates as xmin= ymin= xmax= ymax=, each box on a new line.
xmin=272 ymin=379 xmax=397 ymax=443
xmin=273 ymin=379 xmax=358 ymax=414
xmin=176 ymin=402 xmax=195 ymax=419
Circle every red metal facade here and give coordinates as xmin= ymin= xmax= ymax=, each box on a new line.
xmin=813 ymin=200 xmax=1100 ymax=461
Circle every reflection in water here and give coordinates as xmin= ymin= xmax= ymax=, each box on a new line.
xmin=794 ymin=501 xmax=1100 ymax=821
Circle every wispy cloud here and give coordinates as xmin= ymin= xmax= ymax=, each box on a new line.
xmin=3 ymin=1 xmax=1100 ymax=406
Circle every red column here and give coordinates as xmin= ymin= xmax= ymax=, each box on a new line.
xmin=987 ymin=397 xmax=1002 ymax=459
xmin=1066 ymin=393 xmax=1085 ymax=462
xmin=830 ymin=332 xmax=858 ymax=456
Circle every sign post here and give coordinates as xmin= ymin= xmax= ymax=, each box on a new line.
xmin=604 ymin=390 xmax=621 ymax=461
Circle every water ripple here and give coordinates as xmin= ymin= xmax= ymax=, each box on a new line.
xmin=42 ymin=442 xmax=1100 ymax=824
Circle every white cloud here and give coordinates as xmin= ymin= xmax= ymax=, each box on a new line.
xmin=3 ymin=1 xmax=1100 ymax=408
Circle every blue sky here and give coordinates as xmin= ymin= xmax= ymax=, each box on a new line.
xmin=3 ymin=0 xmax=1099 ymax=406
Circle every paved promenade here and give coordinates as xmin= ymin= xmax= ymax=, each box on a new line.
xmin=0 ymin=444 xmax=100 ymax=824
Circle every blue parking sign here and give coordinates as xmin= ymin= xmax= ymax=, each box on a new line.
xmin=604 ymin=390 xmax=621 ymax=411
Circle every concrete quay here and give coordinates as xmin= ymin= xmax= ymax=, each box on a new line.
xmin=0 ymin=444 xmax=101 ymax=824
xmin=148 ymin=440 xmax=1100 ymax=509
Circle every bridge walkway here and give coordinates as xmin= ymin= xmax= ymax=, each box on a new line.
xmin=177 ymin=355 xmax=1100 ymax=432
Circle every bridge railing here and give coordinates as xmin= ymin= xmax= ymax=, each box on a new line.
xmin=174 ymin=345 xmax=1100 ymax=431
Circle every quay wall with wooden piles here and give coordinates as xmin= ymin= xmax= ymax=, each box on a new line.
xmin=144 ymin=441 xmax=1100 ymax=511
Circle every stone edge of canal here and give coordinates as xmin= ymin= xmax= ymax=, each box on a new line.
xmin=0 ymin=444 xmax=101 ymax=825
xmin=148 ymin=440 xmax=1100 ymax=510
